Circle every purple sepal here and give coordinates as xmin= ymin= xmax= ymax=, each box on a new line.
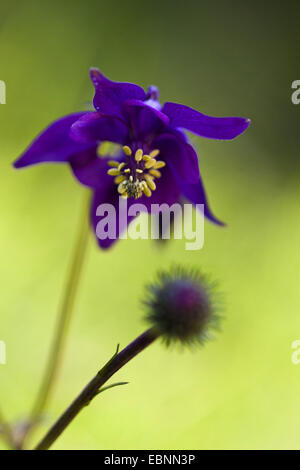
xmin=162 ymin=102 xmax=251 ymax=140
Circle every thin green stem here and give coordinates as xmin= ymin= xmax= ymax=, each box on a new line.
xmin=0 ymin=409 xmax=14 ymax=448
xmin=30 ymin=191 xmax=91 ymax=421
xmin=34 ymin=328 xmax=159 ymax=450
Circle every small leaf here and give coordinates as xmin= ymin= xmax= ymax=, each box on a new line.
xmin=96 ymin=381 xmax=129 ymax=396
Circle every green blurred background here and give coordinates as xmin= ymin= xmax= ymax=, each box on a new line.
xmin=1 ymin=0 xmax=300 ymax=450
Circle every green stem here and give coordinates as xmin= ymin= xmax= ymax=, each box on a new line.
xmin=0 ymin=410 xmax=14 ymax=448
xmin=34 ymin=328 xmax=159 ymax=450
xmin=30 ymin=191 xmax=91 ymax=422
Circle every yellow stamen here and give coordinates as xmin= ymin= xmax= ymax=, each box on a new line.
xmin=117 ymin=183 xmax=126 ymax=194
xmin=145 ymin=159 xmax=156 ymax=169
xmin=142 ymin=155 xmax=151 ymax=161
xmin=149 ymin=169 xmax=162 ymax=178
xmin=118 ymin=162 xmax=126 ymax=171
xmin=123 ymin=145 xmax=132 ymax=156
xmin=108 ymin=160 xmax=119 ymax=167
xmin=107 ymin=168 xmax=120 ymax=176
xmin=114 ymin=175 xmax=126 ymax=184
xmin=149 ymin=149 xmax=160 ymax=158
xmin=144 ymin=174 xmax=156 ymax=190
xmin=136 ymin=169 xmax=143 ymax=174
xmin=124 ymin=168 xmax=131 ymax=173
xmin=135 ymin=149 xmax=143 ymax=162
xmin=143 ymin=184 xmax=152 ymax=197
xmin=154 ymin=160 xmax=166 ymax=169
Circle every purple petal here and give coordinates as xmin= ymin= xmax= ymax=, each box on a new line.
xmin=14 ymin=113 xmax=92 ymax=168
xmin=162 ymin=102 xmax=251 ymax=140
xmin=123 ymin=100 xmax=169 ymax=141
xmin=70 ymin=112 xmax=129 ymax=145
xmin=90 ymin=185 xmax=135 ymax=249
xmin=138 ymin=165 xmax=180 ymax=210
xmin=152 ymin=133 xmax=200 ymax=184
xmin=70 ymin=149 xmax=114 ymax=188
xmin=90 ymin=68 xmax=146 ymax=116
xmin=90 ymin=163 xmax=180 ymax=249
xmin=174 ymin=172 xmax=225 ymax=226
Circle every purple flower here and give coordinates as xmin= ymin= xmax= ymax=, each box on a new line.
xmin=14 ymin=68 xmax=250 ymax=249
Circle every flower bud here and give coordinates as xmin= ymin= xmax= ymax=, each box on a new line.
xmin=144 ymin=267 xmax=221 ymax=346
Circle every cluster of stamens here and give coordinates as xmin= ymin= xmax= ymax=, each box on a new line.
xmin=107 ymin=145 xmax=166 ymax=199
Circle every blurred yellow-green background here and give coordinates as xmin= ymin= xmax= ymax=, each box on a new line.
xmin=1 ymin=0 xmax=300 ymax=450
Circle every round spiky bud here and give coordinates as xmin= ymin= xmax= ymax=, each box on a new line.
xmin=143 ymin=267 xmax=221 ymax=346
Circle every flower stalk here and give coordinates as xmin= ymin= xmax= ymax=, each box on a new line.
xmin=30 ymin=192 xmax=91 ymax=425
xmin=0 ymin=410 xmax=14 ymax=449
xmin=34 ymin=265 xmax=220 ymax=450
xmin=34 ymin=328 xmax=159 ymax=450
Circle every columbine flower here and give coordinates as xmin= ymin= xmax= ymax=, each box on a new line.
xmin=143 ymin=266 xmax=221 ymax=346
xmin=14 ymin=68 xmax=250 ymax=248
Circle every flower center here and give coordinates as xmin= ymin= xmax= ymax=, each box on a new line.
xmin=107 ymin=145 xmax=166 ymax=199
